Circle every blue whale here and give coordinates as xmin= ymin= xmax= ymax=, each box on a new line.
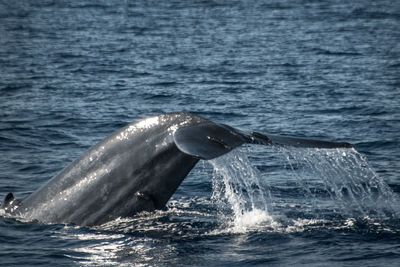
xmin=1 ymin=113 xmax=352 ymax=226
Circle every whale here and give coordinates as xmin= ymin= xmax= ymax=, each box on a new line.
xmin=1 ymin=112 xmax=352 ymax=226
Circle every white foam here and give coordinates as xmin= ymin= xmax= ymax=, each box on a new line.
xmin=231 ymin=208 xmax=272 ymax=233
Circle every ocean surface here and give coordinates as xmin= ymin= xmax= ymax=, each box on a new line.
xmin=1 ymin=0 xmax=400 ymax=266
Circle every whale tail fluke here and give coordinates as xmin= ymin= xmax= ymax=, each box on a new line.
xmin=249 ymin=131 xmax=353 ymax=149
xmin=173 ymin=122 xmax=247 ymax=160
xmin=174 ymin=123 xmax=353 ymax=160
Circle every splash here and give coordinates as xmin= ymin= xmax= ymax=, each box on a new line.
xmin=209 ymin=149 xmax=273 ymax=233
xmin=278 ymin=147 xmax=400 ymax=218
xmin=209 ymin=146 xmax=400 ymax=233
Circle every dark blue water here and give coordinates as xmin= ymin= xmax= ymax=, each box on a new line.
xmin=1 ymin=0 xmax=400 ymax=266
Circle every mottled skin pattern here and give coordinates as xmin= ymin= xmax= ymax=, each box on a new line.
xmin=4 ymin=113 xmax=209 ymax=226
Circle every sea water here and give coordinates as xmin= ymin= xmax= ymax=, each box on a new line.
xmin=1 ymin=0 xmax=400 ymax=266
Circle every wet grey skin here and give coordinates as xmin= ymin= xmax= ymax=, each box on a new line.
xmin=1 ymin=112 xmax=352 ymax=226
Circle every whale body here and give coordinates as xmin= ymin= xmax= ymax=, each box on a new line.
xmin=1 ymin=112 xmax=352 ymax=226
